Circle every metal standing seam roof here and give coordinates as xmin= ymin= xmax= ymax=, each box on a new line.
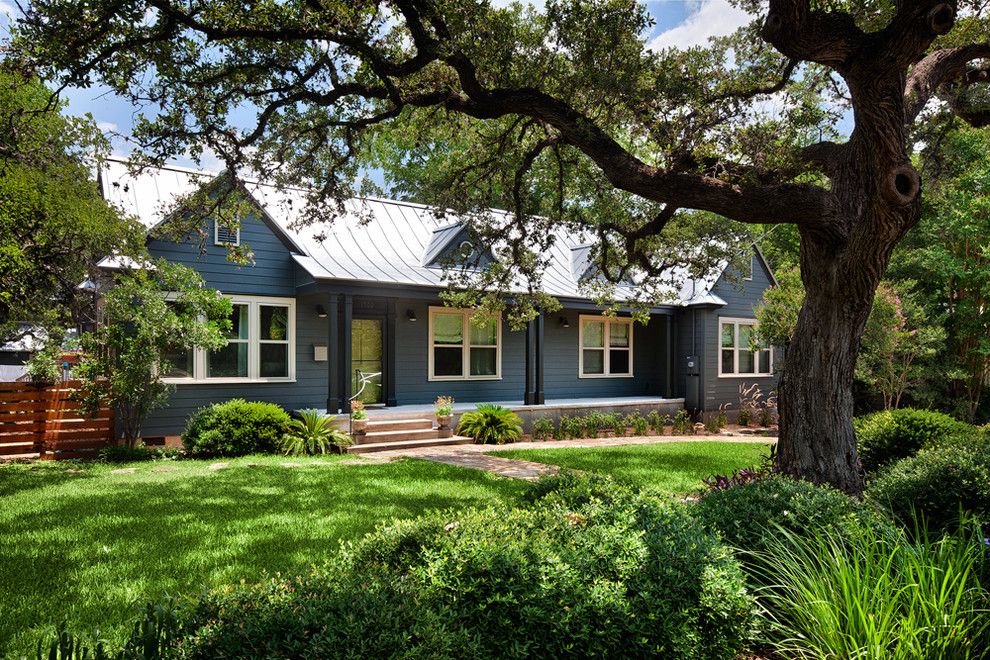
xmin=98 ymin=157 xmax=728 ymax=306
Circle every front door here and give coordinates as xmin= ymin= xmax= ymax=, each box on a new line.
xmin=351 ymin=319 xmax=383 ymax=405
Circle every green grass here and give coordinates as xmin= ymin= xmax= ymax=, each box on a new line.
xmin=0 ymin=455 xmax=529 ymax=656
xmin=489 ymin=441 xmax=771 ymax=493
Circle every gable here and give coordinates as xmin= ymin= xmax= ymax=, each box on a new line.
xmin=708 ymin=247 xmax=775 ymax=318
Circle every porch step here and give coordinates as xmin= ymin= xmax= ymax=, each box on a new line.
xmin=347 ymin=435 xmax=474 ymax=454
xmin=365 ymin=418 xmax=434 ymax=433
xmin=353 ymin=428 xmax=441 ymax=444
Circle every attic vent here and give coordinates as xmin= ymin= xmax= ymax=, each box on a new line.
xmin=214 ymin=220 xmax=240 ymax=246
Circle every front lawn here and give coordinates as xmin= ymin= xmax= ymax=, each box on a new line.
xmin=0 ymin=456 xmax=529 ymax=655
xmin=489 ymin=441 xmax=771 ymax=493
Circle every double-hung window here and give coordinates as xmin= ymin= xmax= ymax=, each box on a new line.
xmin=579 ymin=315 xmax=633 ymax=378
xmin=164 ymin=295 xmax=295 ymax=383
xmin=719 ymin=318 xmax=772 ymax=377
xmin=429 ymin=308 xmax=501 ymax=380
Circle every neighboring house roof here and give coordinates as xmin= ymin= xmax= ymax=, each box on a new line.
xmin=99 ymin=157 xmax=763 ymax=307
xmin=0 ymin=365 xmax=27 ymax=382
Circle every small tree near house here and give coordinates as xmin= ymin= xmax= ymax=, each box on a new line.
xmin=75 ymin=260 xmax=232 ymax=448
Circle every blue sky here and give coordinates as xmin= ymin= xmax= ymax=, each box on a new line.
xmin=0 ymin=1 xmax=755 ymax=170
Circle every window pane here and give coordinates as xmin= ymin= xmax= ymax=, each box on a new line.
xmin=208 ymin=342 xmax=248 ymax=377
xmin=260 ymin=343 xmax=288 ymax=378
xmin=228 ymin=304 xmax=249 ymax=340
xmin=739 ymin=324 xmax=753 ymax=351
xmin=721 ymin=324 xmax=735 ymax=348
xmin=434 ymin=347 xmax=463 ymax=376
xmin=469 ymin=347 xmax=497 ymax=376
xmin=162 ymin=346 xmax=193 ymax=378
xmin=469 ymin=317 xmax=497 ymax=346
xmin=739 ymin=349 xmax=756 ymax=374
xmin=260 ymin=306 xmax=289 ymax=341
xmin=609 ymin=322 xmax=630 ymax=348
xmin=583 ymin=349 xmax=605 ymax=374
xmin=721 ymin=349 xmax=735 ymax=374
xmin=609 ymin=349 xmax=630 ymax=374
xmin=759 ymin=349 xmax=771 ymax=374
xmin=433 ymin=313 xmax=463 ymax=345
xmin=582 ymin=321 xmax=604 ymax=348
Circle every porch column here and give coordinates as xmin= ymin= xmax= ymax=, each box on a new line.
xmin=385 ymin=299 xmax=397 ymax=406
xmin=524 ymin=318 xmax=535 ymax=404
xmin=341 ymin=294 xmax=353 ymax=412
xmin=665 ymin=314 xmax=673 ymax=398
xmin=326 ymin=294 xmax=340 ymax=413
xmin=534 ymin=311 xmax=545 ymax=405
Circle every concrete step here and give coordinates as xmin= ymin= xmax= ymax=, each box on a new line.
xmin=347 ymin=435 xmax=474 ymax=454
xmin=353 ymin=428 xmax=440 ymax=444
xmin=365 ymin=418 xmax=434 ymax=433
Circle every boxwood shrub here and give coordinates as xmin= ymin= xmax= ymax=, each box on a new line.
xmin=854 ymin=408 xmax=972 ymax=472
xmin=181 ymin=399 xmax=291 ymax=456
xmin=172 ymin=473 xmax=756 ymax=659
xmin=693 ymin=476 xmax=889 ymax=558
xmin=867 ymin=442 xmax=990 ymax=535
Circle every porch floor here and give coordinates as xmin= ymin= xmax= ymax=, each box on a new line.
xmin=337 ymin=395 xmax=685 ymax=420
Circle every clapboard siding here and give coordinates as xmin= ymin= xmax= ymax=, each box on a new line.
xmin=140 ymin=293 xmax=330 ymax=435
xmin=391 ymin=301 xmax=669 ymax=405
xmin=700 ymin=253 xmax=780 ymax=411
xmin=147 ymin=212 xmax=296 ymax=296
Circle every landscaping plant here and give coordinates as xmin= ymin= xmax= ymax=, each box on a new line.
xmin=456 ymin=404 xmax=523 ymax=444
xmin=182 ymin=399 xmax=292 ymax=456
xmin=531 ymin=416 xmax=554 ymax=442
xmin=165 ymin=473 xmax=757 ymax=659
xmin=751 ymin=520 xmax=990 ymax=659
xmin=75 ymin=260 xmax=231 ymax=448
xmin=647 ymin=410 xmax=669 ymax=435
xmin=627 ymin=412 xmax=649 ymax=436
xmin=281 ymin=409 xmax=351 ymax=456
xmin=867 ymin=440 xmax=990 ymax=536
xmin=855 ymin=407 xmax=973 ymax=473
xmin=672 ymin=410 xmax=694 ymax=435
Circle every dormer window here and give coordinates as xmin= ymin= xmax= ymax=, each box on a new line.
xmin=214 ymin=220 xmax=240 ymax=246
xmin=458 ymin=240 xmax=476 ymax=260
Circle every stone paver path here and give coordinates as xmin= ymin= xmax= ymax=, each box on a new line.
xmin=364 ymin=433 xmax=775 ymax=480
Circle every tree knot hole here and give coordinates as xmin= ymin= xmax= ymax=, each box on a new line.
xmin=928 ymin=3 xmax=955 ymax=35
xmin=887 ymin=165 xmax=920 ymax=205
xmin=762 ymin=13 xmax=783 ymax=37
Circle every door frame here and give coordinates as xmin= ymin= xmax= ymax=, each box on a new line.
xmin=350 ymin=316 xmax=386 ymax=406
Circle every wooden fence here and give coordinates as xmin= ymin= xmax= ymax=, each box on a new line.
xmin=0 ymin=380 xmax=114 ymax=460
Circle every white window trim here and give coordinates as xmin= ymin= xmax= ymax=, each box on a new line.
xmin=428 ymin=307 xmax=502 ymax=381
xmin=743 ymin=255 xmax=754 ymax=281
xmin=214 ymin=219 xmax=241 ymax=247
xmin=717 ymin=316 xmax=773 ymax=378
xmin=164 ymin=294 xmax=295 ymax=384
xmin=578 ymin=315 xmax=634 ymax=379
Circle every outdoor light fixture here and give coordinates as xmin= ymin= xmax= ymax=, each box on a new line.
xmin=407 ymin=309 xmax=417 ymax=322
xmin=316 ymin=305 xmax=328 ymax=318
xmin=559 ymin=316 xmax=570 ymax=328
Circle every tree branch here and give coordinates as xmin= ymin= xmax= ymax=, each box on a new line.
xmin=905 ymin=43 xmax=990 ymax=124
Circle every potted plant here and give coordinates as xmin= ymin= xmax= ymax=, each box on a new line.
xmin=435 ymin=396 xmax=454 ymax=429
xmin=350 ymin=400 xmax=368 ymax=434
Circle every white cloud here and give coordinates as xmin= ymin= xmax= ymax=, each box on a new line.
xmin=648 ymin=0 xmax=752 ymax=51
xmin=96 ymin=121 xmax=119 ymax=133
xmin=0 ymin=2 xmax=16 ymax=18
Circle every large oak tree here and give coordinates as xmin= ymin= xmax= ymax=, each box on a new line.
xmin=14 ymin=0 xmax=990 ymax=492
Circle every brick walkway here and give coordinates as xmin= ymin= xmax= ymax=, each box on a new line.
xmin=363 ymin=433 xmax=775 ymax=481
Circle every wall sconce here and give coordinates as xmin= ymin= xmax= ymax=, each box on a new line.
xmin=559 ymin=316 xmax=570 ymax=328
xmin=316 ymin=305 xmax=328 ymax=318
xmin=406 ymin=309 xmax=417 ymax=322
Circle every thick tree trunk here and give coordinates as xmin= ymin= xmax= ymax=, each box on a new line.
xmin=776 ymin=268 xmax=874 ymax=494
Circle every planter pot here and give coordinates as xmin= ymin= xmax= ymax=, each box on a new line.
xmin=352 ymin=418 xmax=368 ymax=434
xmin=436 ymin=414 xmax=452 ymax=430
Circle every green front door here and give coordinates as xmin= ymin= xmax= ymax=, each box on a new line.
xmin=351 ymin=319 xmax=383 ymax=405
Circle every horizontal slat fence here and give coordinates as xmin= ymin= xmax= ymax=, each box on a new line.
xmin=0 ymin=381 xmax=113 ymax=459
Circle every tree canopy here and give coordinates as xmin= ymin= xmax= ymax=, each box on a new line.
xmin=0 ymin=63 xmax=144 ymax=343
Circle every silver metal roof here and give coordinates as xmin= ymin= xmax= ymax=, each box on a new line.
xmin=99 ymin=157 xmax=726 ymax=306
